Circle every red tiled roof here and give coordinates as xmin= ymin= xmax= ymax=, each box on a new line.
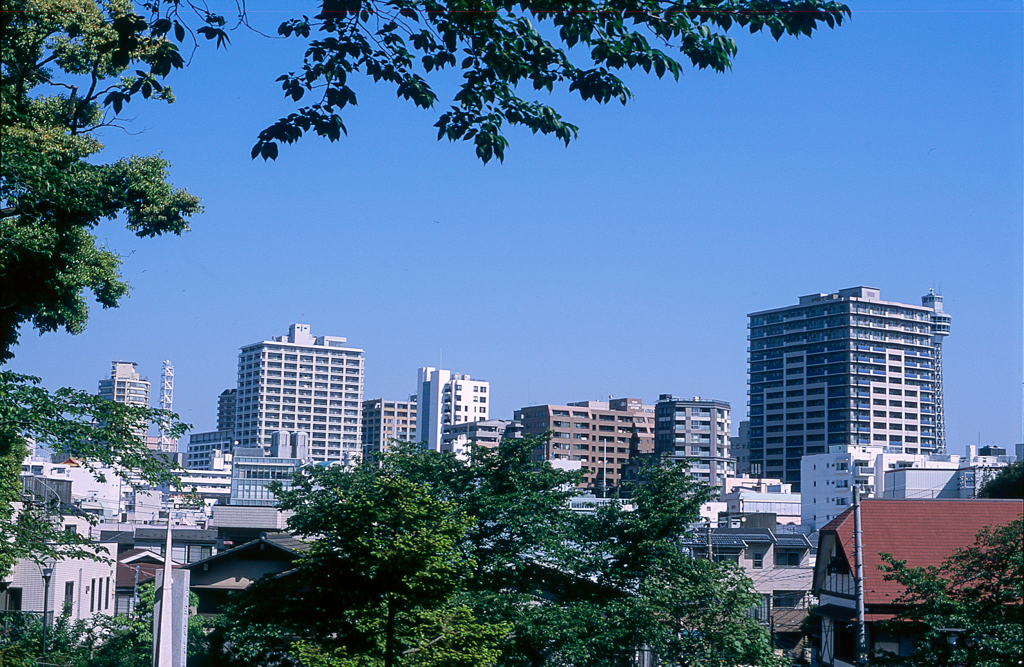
xmin=821 ymin=499 xmax=1022 ymax=605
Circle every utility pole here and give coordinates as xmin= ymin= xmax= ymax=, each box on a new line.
xmin=706 ymin=519 xmax=713 ymax=561
xmin=853 ymin=485 xmax=867 ymax=666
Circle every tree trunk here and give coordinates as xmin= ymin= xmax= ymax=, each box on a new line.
xmin=384 ymin=595 xmax=397 ymax=667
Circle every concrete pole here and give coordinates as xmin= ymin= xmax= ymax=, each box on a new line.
xmin=154 ymin=519 xmax=174 ymax=667
xmin=853 ymin=486 xmax=867 ymax=665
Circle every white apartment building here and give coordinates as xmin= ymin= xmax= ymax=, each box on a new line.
xmin=747 ymin=287 xmax=950 ymax=492
xmin=441 ymin=419 xmax=518 ymax=458
xmin=800 ymin=445 xmax=969 ymax=529
xmin=235 ymin=324 xmax=364 ymax=461
xmin=416 ymin=368 xmax=489 ymax=452
xmin=98 ymin=361 xmax=151 ymax=407
xmin=185 ymin=429 xmax=234 ymax=469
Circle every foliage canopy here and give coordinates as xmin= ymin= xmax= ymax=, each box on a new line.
xmin=212 ymin=439 xmax=781 ymax=667
xmin=976 ymin=460 xmax=1023 ymax=499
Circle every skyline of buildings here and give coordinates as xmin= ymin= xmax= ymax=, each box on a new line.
xmin=95 ymin=288 xmax=1019 ymax=502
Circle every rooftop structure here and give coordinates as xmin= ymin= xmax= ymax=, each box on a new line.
xmin=813 ymin=499 xmax=1021 ymax=667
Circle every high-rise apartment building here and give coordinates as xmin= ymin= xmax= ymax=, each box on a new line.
xmin=653 ymin=395 xmax=733 ymax=489
xmin=416 ymin=368 xmax=489 ymax=452
xmin=217 ymin=389 xmax=237 ymax=432
xmin=98 ymin=361 xmax=151 ymax=440
xmin=514 ymin=398 xmax=655 ymax=496
xmin=746 ymin=287 xmax=950 ymax=491
xmin=99 ymin=361 xmax=151 ymax=407
xmin=234 ymin=324 xmax=364 ymax=461
xmin=362 ymin=397 xmax=418 ymax=455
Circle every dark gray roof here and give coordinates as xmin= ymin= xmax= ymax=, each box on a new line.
xmin=181 ymin=532 xmax=309 ymax=570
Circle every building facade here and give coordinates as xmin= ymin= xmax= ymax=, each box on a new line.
xmin=441 ymin=419 xmax=520 ymax=457
xmin=654 ymin=395 xmax=733 ymax=490
xmin=415 ymin=368 xmax=489 ymax=452
xmin=217 ymin=389 xmax=237 ymax=432
xmin=362 ymin=396 xmax=417 ymax=455
xmin=229 ymin=449 xmax=303 ymax=507
xmin=98 ymin=361 xmax=151 ymax=441
xmin=234 ymin=324 xmax=364 ymax=461
xmin=747 ymin=287 xmax=949 ymax=491
xmin=1 ymin=544 xmax=118 ymax=622
xmin=800 ymin=445 xmax=971 ymax=529
xmin=185 ymin=430 xmax=234 ymax=470
xmin=513 ymin=398 xmax=655 ymax=496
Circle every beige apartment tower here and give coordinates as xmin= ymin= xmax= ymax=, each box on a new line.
xmin=234 ymin=324 xmax=364 ymax=463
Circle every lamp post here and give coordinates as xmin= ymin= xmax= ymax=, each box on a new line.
xmin=40 ymin=563 xmax=53 ymax=656
xmin=937 ymin=628 xmax=966 ymax=667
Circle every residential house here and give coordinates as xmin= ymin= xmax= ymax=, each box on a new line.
xmin=681 ymin=519 xmax=816 ymax=656
xmin=181 ymin=532 xmax=308 ymax=615
xmin=812 ymin=498 xmax=1022 ymax=667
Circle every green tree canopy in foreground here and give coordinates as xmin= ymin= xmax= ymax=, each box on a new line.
xmin=0 ymin=370 xmax=187 ymax=577
xmin=877 ymin=518 xmax=1024 ymax=667
xmin=213 ymin=439 xmax=781 ymax=667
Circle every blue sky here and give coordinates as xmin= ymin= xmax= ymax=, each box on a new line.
xmin=7 ymin=1 xmax=1022 ymax=455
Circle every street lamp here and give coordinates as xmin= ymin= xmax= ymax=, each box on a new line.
xmin=938 ymin=628 xmax=966 ymax=666
xmin=40 ymin=562 xmax=54 ymax=656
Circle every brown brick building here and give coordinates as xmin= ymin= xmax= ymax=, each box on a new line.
xmin=513 ymin=398 xmax=655 ymax=496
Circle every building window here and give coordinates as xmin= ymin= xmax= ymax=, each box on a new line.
xmin=753 ymin=553 xmax=764 ymax=569
xmin=775 ymin=551 xmax=801 ymax=567
xmin=5 ymin=588 xmax=22 ymax=611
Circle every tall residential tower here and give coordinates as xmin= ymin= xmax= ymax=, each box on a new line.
xmin=746 ymin=287 xmax=949 ymax=491
xmin=234 ymin=324 xmax=364 ymax=462
xmin=98 ymin=361 xmax=151 ymax=441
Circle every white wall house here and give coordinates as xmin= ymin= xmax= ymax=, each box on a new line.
xmin=2 ymin=543 xmax=118 ymax=623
